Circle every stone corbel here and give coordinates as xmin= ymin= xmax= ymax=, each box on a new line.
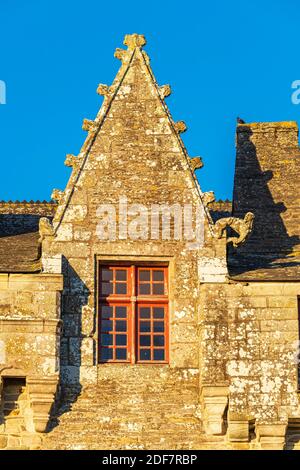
xmin=227 ymin=411 xmax=249 ymax=442
xmin=159 ymin=85 xmax=171 ymax=99
xmin=174 ymin=121 xmax=187 ymax=134
xmin=255 ymin=423 xmax=287 ymax=450
xmin=27 ymin=376 xmax=59 ymax=433
xmin=201 ymin=385 xmax=228 ymax=435
xmin=214 ymin=212 xmax=255 ymax=247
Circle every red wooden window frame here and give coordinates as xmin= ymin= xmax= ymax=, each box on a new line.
xmin=98 ymin=264 xmax=169 ymax=364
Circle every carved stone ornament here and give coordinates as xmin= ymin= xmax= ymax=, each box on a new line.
xmin=64 ymin=154 xmax=77 ymax=168
xmin=96 ymin=84 xmax=111 ymax=97
xmin=82 ymin=119 xmax=96 ymax=132
xmin=190 ymin=156 xmax=203 ymax=171
xmin=123 ymin=34 xmax=146 ymax=50
xmin=214 ymin=212 xmax=255 ymax=247
xmin=51 ymin=189 xmax=64 ymax=203
xmin=159 ymin=85 xmax=171 ymax=99
xmin=174 ymin=121 xmax=187 ymax=134
xmin=38 ymin=217 xmax=55 ymax=242
xmin=203 ymin=191 xmax=215 ymax=206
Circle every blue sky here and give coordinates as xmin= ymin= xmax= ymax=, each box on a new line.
xmin=0 ymin=0 xmax=299 ymax=201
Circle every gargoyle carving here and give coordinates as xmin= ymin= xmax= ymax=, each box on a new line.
xmin=39 ymin=217 xmax=54 ymax=242
xmin=190 ymin=157 xmax=203 ymax=171
xmin=159 ymin=85 xmax=171 ymax=99
xmin=51 ymin=189 xmax=64 ymax=203
xmin=214 ymin=212 xmax=255 ymax=247
xmin=202 ymin=191 xmax=215 ymax=206
xmin=174 ymin=121 xmax=187 ymax=134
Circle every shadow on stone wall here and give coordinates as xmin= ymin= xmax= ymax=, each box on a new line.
xmin=46 ymin=256 xmax=90 ymax=433
xmin=229 ymin=125 xmax=300 ymax=275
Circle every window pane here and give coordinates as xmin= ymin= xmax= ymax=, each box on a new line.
xmin=153 ymin=270 xmax=164 ymax=281
xmin=116 ymin=348 xmax=127 ymax=360
xmin=139 ymin=335 xmax=151 ymax=346
xmin=116 ymin=334 xmax=127 ymax=346
xmin=153 ymin=307 xmax=164 ymax=319
xmin=101 ymin=334 xmax=113 ymax=346
xmin=101 ymin=305 xmax=113 ymax=318
xmin=115 ymin=306 xmax=127 ymax=318
xmin=153 ymin=335 xmax=165 ymax=346
xmin=139 ymin=307 xmax=150 ymax=319
xmin=116 ymin=283 xmax=127 ymax=294
xmin=139 ymin=270 xmax=150 ymax=281
xmin=101 ymin=282 xmax=113 ymax=295
xmin=139 ymin=284 xmax=150 ymax=295
xmin=140 ymin=349 xmax=151 ymax=361
xmin=153 ymin=283 xmax=164 ymax=295
xmin=101 ymin=320 xmax=113 ymax=331
xmin=154 ymin=349 xmax=165 ymax=361
xmin=116 ymin=269 xmax=127 ymax=281
xmin=101 ymin=348 xmax=113 ymax=361
xmin=115 ymin=320 xmax=127 ymax=332
xmin=101 ymin=268 xmax=113 ymax=281
xmin=153 ymin=321 xmax=164 ymax=332
xmin=140 ymin=321 xmax=151 ymax=332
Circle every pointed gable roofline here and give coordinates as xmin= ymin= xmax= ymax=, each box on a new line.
xmin=53 ymin=34 xmax=214 ymax=233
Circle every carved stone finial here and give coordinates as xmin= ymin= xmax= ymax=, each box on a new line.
xmin=123 ymin=34 xmax=146 ymax=50
xmin=214 ymin=212 xmax=255 ymax=247
xmin=39 ymin=217 xmax=54 ymax=242
xmin=159 ymin=85 xmax=171 ymax=99
xmin=190 ymin=157 xmax=203 ymax=171
xmin=203 ymin=191 xmax=215 ymax=206
xmin=64 ymin=154 xmax=77 ymax=168
xmin=97 ymin=84 xmax=111 ymax=96
xmin=51 ymin=189 xmax=64 ymax=203
xmin=82 ymin=119 xmax=96 ymax=132
xmin=174 ymin=121 xmax=187 ymax=134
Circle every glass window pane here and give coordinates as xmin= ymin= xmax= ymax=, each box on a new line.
xmin=139 ymin=307 xmax=150 ymax=319
xmin=116 ymin=348 xmax=127 ymax=360
xmin=139 ymin=335 xmax=151 ymax=346
xmin=101 ymin=320 xmax=113 ymax=331
xmin=115 ymin=306 xmax=127 ymax=318
xmin=116 ymin=283 xmax=127 ymax=294
xmin=115 ymin=320 xmax=127 ymax=332
xmin=101 ymin=334 xmax=113 ymax=346
xmin=154 ymin=349 xmax=165 ymax=361
xmin=116 ymin=334 xmax=127 ymax=346
xmin=139 ymin=270 xmax=150 ymax=281
xmin=101 ymin=268 xmax=113 ymax=281
xmin=116 ymin=269 xmax=127 ymax=281
xmin=153 ymin=335 xmax=165 ymax=346
xmin=153 ymin=283 xmax=164 ymax=295
xmin=139 ymin=284 xmax=150 ymax=295
xmin=140 ymin=321 xmax=151 ymax=332
xmin=153 ymin=270 xmax=164 ymax=281
xmin=153 ymin=321 xmax=164 ymax=332
xmin=140 ymin=349 xmax=151 ymax=361
xmin=101 ymin=305 xmax=113 ymax=318
xmin=101 ymin=348 xmax=113 ymax=361
xmin=101 ymin=282 xmax=113 ymax=295
xmin=153 ymin=307 xmax=164 ymax=319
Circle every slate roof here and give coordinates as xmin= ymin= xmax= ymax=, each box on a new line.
xmin=0 ymin=202 xmax=56 ymax=273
